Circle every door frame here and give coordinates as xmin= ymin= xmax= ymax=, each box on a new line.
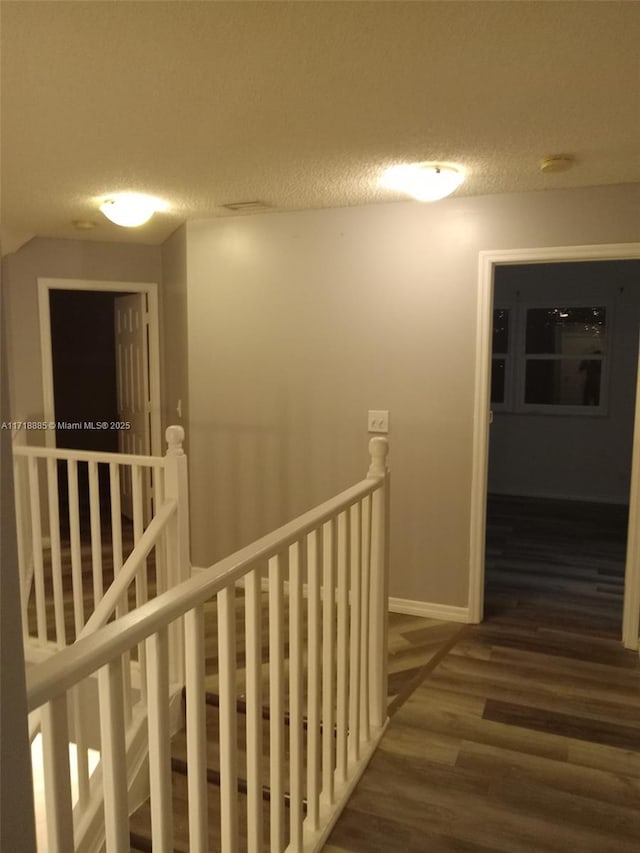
xmin=468 ymin=242 xmax=640 ymax=648
xmin=37 ymin=277 xmax=162 ymax=456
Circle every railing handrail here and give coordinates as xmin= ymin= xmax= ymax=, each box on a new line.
xmin=27 ymin=473 xmax=386 ymax=712
xmin=13 ymin=442 xmax=167 ymax=467
xmin=77 ymin=498 xmax=178 ymax=640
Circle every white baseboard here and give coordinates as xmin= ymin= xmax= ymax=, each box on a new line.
xmin=388 ymin=596 xmax=470 ymax=623
xmin=192 ymin=567 xmax=472 ymax=625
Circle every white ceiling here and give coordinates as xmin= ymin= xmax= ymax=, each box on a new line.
xmin=1 ymin=1 xmax=639 ymax=247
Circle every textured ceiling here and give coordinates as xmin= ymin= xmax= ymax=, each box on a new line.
xmin=1 ymin=1 xmax=639 ymax=247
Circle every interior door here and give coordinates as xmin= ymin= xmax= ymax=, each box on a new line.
xmin=114 ymin=293 xmax=151 ymax=519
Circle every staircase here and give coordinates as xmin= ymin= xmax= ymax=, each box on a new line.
xmin=130 ymin=587 xmax=309 ymax=851
xmin=20 ymin=431 xmax=391 ymax=852
xmin=129 ymin=689 xmax=298 ymax=851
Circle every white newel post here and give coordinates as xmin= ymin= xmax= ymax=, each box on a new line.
xmin=367 ymin=436 xmax=390 ymax=730
xmin=164 ymin=425 xmax=190 ymax=684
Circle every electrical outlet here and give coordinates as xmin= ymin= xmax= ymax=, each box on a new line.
xmin=368 ymin=410 xmax=389 ymax=433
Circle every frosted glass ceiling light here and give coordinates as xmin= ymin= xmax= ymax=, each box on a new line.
xmin=380 ymin=163 xmax=464 ymax=202
xmin=99 ymin=193 xmax=165 ymax=227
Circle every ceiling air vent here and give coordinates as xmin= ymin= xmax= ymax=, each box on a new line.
xmin=221 ymin=200 xmax=271 ymax=213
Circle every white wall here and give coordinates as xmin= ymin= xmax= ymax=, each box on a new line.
xmin=489 ymin=260 xmax=640 ymax=503
xmin=160 ymin=226 xmax=190 ymax=441
xmin=184 ymin=183 xmax=640 ymax=610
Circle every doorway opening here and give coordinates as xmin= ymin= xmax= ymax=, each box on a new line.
xmin=38 ymin=277 xmax=162 ymax=518
xmin=485 ymin=259 xmax=639 ymax=642
xmin=50 ymin=289 xmax=121 ymax=455
xmin=49 ymin=289 xmax=123 ymax=514
xmin=468 ymin=243 xmax=640 ymax=649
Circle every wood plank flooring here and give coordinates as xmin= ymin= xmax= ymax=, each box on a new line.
xmin=30 ymin=494 xmax=640 ymax=850
xmin=326 ymin=495 xmax=640 ymax=852
xmin=28 ymin=504 xmax=463 ymax=851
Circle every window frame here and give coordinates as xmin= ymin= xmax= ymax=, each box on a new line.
xmin=514 ymin=299 xmax=612 ymax=416
xmin=490 ymin=305 xmax=514 ymax=412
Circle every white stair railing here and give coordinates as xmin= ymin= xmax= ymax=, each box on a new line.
xmin=13 ymin=426 xmax=189 ymax=654
xmin=17 ymin=427 xmax=189 ymax=851
xmin=26 ymin=436 xmax=390 ymax=853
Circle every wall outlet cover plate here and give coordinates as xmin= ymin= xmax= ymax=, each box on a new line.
xmin=368 ymin=410 xmax=389 ymax=433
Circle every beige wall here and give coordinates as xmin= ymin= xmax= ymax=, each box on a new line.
xmin=3 ymin=237 xmax=162 ymax=426
xmin=160 ymin=226 xmax=189 ymax=442
xmin=185 ymin=183 xmax=640 ymax=609
xmin=4 ymin=188 xmax=639 ymax=610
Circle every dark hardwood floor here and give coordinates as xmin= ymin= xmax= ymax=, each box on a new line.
xmin=29 ymin=495 xmax=640 ymax=850
xmin=326 ymin=495 xmax=640 ymax=852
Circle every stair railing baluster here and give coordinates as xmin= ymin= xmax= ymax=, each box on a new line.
xmin=184 ymin=605 xmax=208 ymax=852
xmin=41 ymin=694 xmax=74 ymax=850
xmin=28 ymin=455 xmax=47 ymax=642
xmin=132 ymin=464 xmax=147 ymax=702
xmin=46 ymin=456 xmax=66 ymax=647
xmin=321 ymin=517 xmax=336 ymax=806
xmin=268 ymin=552 xmax=286 ymax=851
xmin=359 ymin=493 xmax=372 ymax=742
xmin=306 ymin=526 xmax=322 ymax=832
xmin=244 ymin=568 xmax=264 ymax=853
xmin=146 ymin=627 xmax=174 ymax=852
xmin=336 ymin=510 xmax=350 ymax=785
xmin=348 ymin=500 xmax=362 ymax=762
xmin=98 ymin=655 xmax=129 ymax=851
xmin=67 ymin=457 xmax=84 ymax=636
xmin=72 ymin=683 xmax=90 ymax=809
xmin=289 ymin=539 xmax=304 ymax=849
xmin=218 ymin=585 xmax=239 ymax=852
xmin=88 ymin=460 xmax=103 ymax=605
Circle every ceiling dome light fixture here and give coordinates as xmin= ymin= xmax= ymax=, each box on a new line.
xmin=380 ymin=163 xmax=464 ymax=202
xmin=539 ymin=154 xmax=574 ymax=174
xmin=99 ymin=193 xmax=166 ymax=227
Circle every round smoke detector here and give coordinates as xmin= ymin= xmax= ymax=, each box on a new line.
xmin=539 ymin=155 xmax=574 ymax=173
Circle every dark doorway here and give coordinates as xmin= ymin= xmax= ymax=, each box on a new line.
xmin=50 ymin=290 xmax=120 ymax=453
xmin=49 ymin=290 xmax=124 ymax=512
xmin=485 ymin=259 xmax=640 ymax=633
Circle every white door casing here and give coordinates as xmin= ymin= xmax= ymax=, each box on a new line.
xmin=468 ymin=243 xmax=640 ymax=650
